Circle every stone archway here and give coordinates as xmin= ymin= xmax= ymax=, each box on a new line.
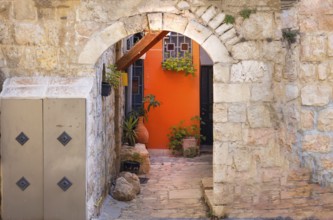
xmin=77 ymin=6 xmax=241 ymax=216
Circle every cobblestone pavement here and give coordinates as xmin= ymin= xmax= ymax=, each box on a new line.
xmin=97 ymin=153 xmax=213 ymax=220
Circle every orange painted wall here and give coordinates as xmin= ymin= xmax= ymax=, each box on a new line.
xmin=143 ymin=39 xmax=200 ymax=149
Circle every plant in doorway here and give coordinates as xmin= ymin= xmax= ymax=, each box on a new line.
xmin=128 ymin=94 xmax=161 ymax=144
xmin=167 ymin=116 xmax=205 ymax=157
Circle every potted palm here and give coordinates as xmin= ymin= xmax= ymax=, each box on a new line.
xmin=122 ymin=115 xmax=138 ymax=146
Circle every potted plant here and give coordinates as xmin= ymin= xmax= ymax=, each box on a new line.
xmin=101 ymin=64 xmax=123 ymax=96
xmin=122 ymin=115 xmax=138 ymax=146
xmin=167 ymin=116 xmax=205 ymax=157
xmin=129 ymin=94 xmax=160 ymax=144
xmin=121 ymin=152 xmax=142 ymax=174
xmin=162 ymin=52 xmax=196 ymax=76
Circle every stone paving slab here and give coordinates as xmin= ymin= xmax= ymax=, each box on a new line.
xmin=96 ymin=154 xmax=213 ymax=220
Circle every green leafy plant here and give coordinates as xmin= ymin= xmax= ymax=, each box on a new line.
xmin=224 ymin=14 xmax=235 ymax=24
xmin=103 ymin=64 xmax=123 ymax=89
xmin=239 ymin=8 xmax=256 ymax=19
xmin=162 ymin=52 xmax=196 ymax=76
xmin=282 ymin=28 xmax=298 ymax=44
xmin=122 ymin=115 xmax=138 ymax=146
xmin=128 ymin=94 xmax=160 ymax=121
xmin=167 ymin=116 xmax=205 ymax=156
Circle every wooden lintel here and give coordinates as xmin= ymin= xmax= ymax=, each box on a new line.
xmin=116 ymin=31 xmax=169 ymax=71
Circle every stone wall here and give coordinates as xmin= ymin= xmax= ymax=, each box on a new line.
xmin=0 ymin=0 xmax=333 ymax=219
xmin=295 ymin=0 xmax=333 ymax=187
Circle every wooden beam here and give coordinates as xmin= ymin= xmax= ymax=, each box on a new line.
xmin=116 ymin=31 xmax=169 ymax=71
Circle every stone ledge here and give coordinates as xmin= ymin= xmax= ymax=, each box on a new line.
xmin=203 ymin=189 xmax=227 ymax=217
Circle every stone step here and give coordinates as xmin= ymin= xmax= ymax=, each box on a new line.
xmin=201 ymin=177 xmax=213 ymax=190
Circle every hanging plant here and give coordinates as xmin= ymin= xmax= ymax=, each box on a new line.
xmin=103 ymin=64 xmax=123 ymax=89
xmin=162 ymin=52 xmax=196 ymax=76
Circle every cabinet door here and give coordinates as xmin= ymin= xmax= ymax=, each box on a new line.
xmin=1 ymin=99 xmax=43 ymax=220
xmin=43 ymin=98 xmax=86 ymax=220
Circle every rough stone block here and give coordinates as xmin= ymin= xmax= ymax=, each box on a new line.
xmin=202 ymin=35 xmax=232 ymax=63
xmin=247 ymin=105 xmax=272 ymax=128
xmin=300 ymin=109 xmax=314 ymax=130
xmin=120 ymin=144 xmax=150 ymax=174
xmin=328 ymin=33 xmax=333 ymax=57
xmin=318 ymin=62 xmax=328 ymax=80
xmin=208 ymin=12 xmax=225 ymax=29
xmin=148 ymin=13 xmax=163 ymax=31
xmin=228 ymin=103 xmax=246 ymax=123
xmin=240 ymin=12 xmax=277 ymax=40
xmin=177 ymin=1 xmax=190 ymax=10
xmin=14 ymin=0 xmax=36 ymax=20
xmin=214 ymin=123 xmax=242 ymax=142
xmin=14 ymin=23 xmax=46 ymax=45
xmin=213 ymin=142 xmax=229 ymax=165
xmin=213 ymin=63 xmax=230 ymax=83
xmin=184 ymin=20 xmax=211 ymax=44
xmin=301 ymin=84 xmax=332 ymax=106
xmin=301 ymin=34 xmax=327 ymax=61
xmin=232 ymin=148 xmax=251 ymax=172
xmin=213 ymin=103 xmax=228 ymax=123
xmin=163 ymin=13 xmax=188 ymax=34
xmin=251 ymin=83 xmax=273 ymax=102
xmin=219 ymin=28 xmax=236 ymax=43
xmin=122 ymin=15 xmax=148 ymax=36
xmin=243 ymin=128 xmax=275 ymax=146
xmin=231 ymin=61 xmax=272 ymax=83
xmin=213 ymin=165 xmax=235 ymax=183
xmin=36 ymin=46 xmax=58 ymax=70
xmin=231 ymin=41 xmax=261 ymax=60
xmin=299 ymin=63 xmax=317 ymax=83
xmin=215 ymin=23 xmax=233 ymax=35
xmin=262 ymin=41 xmax=285 ymax=64
xmin=201 ymin=6 xmax=217 ymax=23
xmin=318 ymin=108 xmax=333 ymax=131
xmin=214 ymin=83 xmax=250 ymax=103
xmin=213 ymin=183 xmax=234 ymax=205
xmin=285 ymin=84 xmax=299 ymax=101
xmin=302 ymin=134 xmax=331 ymax=153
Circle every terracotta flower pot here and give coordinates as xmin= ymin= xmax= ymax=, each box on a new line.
xmin=135 ymin=117 xmax=149 ymax=144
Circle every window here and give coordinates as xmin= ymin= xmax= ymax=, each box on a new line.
xmin=163 ymin=32 xmax=192 ymax=61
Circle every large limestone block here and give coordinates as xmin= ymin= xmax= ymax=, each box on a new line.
xmin=163 ymin=13 xmax=188 ymax=34
xmin=251 ymin=83 xmax=273 ymax=102
xmin=201 ymin=6 xmax=217 ymax=23
xmin=14 ymin=23 xmax=46 ymax=45
xmin=240 ymin=12 xmax=277 ymax=40
xmin=285 ymin=84 xmax=299 ymax=102
xmin=329 ymin=33 xmax=333 ymax=57
xmin=213 ymin=164 xmax=235 ymax=183
xmin=300 ymin=109 xmax=314 ymax=131
xmin=228 ymin=103 xmax=246 ymax=123
xmin=120 ymin=144 xmax=150 ymax=174
xmin=213 ymin=142 xmax=229 ymax=165
xmin=202 ymin=35 xmax=232 ymax=63
xmin=301 ymin=34 xmax=327 ymax=62
xmin=148 ymin=13 xmax=162 ymax=31
xmin=214 ymin=123 xmax=242 ymax=142
xmin=243 ymin=128 xmax=275 ymax=146
xmin=14 ymin=0 xmax=36 ymax=20
xmin=247 ymin=105 xmax=272 ymax=128
xmin=36 ymin=46 xmax=58 ymax=70
xmin=213 ymin=183 xmax=234 ymax=205
xmin=213 ymin=63 xmax=230 ymax=83
xmin=184 ymin=20 xmax=211 ymax=44
xmin=299 ymin=63 xmax=317 ymax=83
xmin=213 ymin=103 xmax=228 ymax=123
xmin=231 ymin=61 xmax=272 ymax=83
xmin=301 ymin=84 xmax=332 ymax=106
xmin=122 ymin=15 xmax=148 ymax=36
xmin=214 ymin=83 xmax=250 ymax=103
xmin=231 ymin=41 xmax=261 ymax=60
xmin=302 ymin=134 xmax=331 ymax=153
xmin=262 ymin=41 xmax=285 ymax=64
xmin=318 ymin=108 xmax=333 ymax=131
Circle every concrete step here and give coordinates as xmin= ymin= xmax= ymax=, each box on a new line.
xmin=202 ymin=177 xmax=213 ymax=190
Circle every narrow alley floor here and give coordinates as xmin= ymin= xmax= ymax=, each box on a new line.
xmin=97 ymin=153 xmax=213 ymax=220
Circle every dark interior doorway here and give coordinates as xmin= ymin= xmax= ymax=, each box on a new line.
xmin=200 ymin=65 xmax=213 ymax=147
